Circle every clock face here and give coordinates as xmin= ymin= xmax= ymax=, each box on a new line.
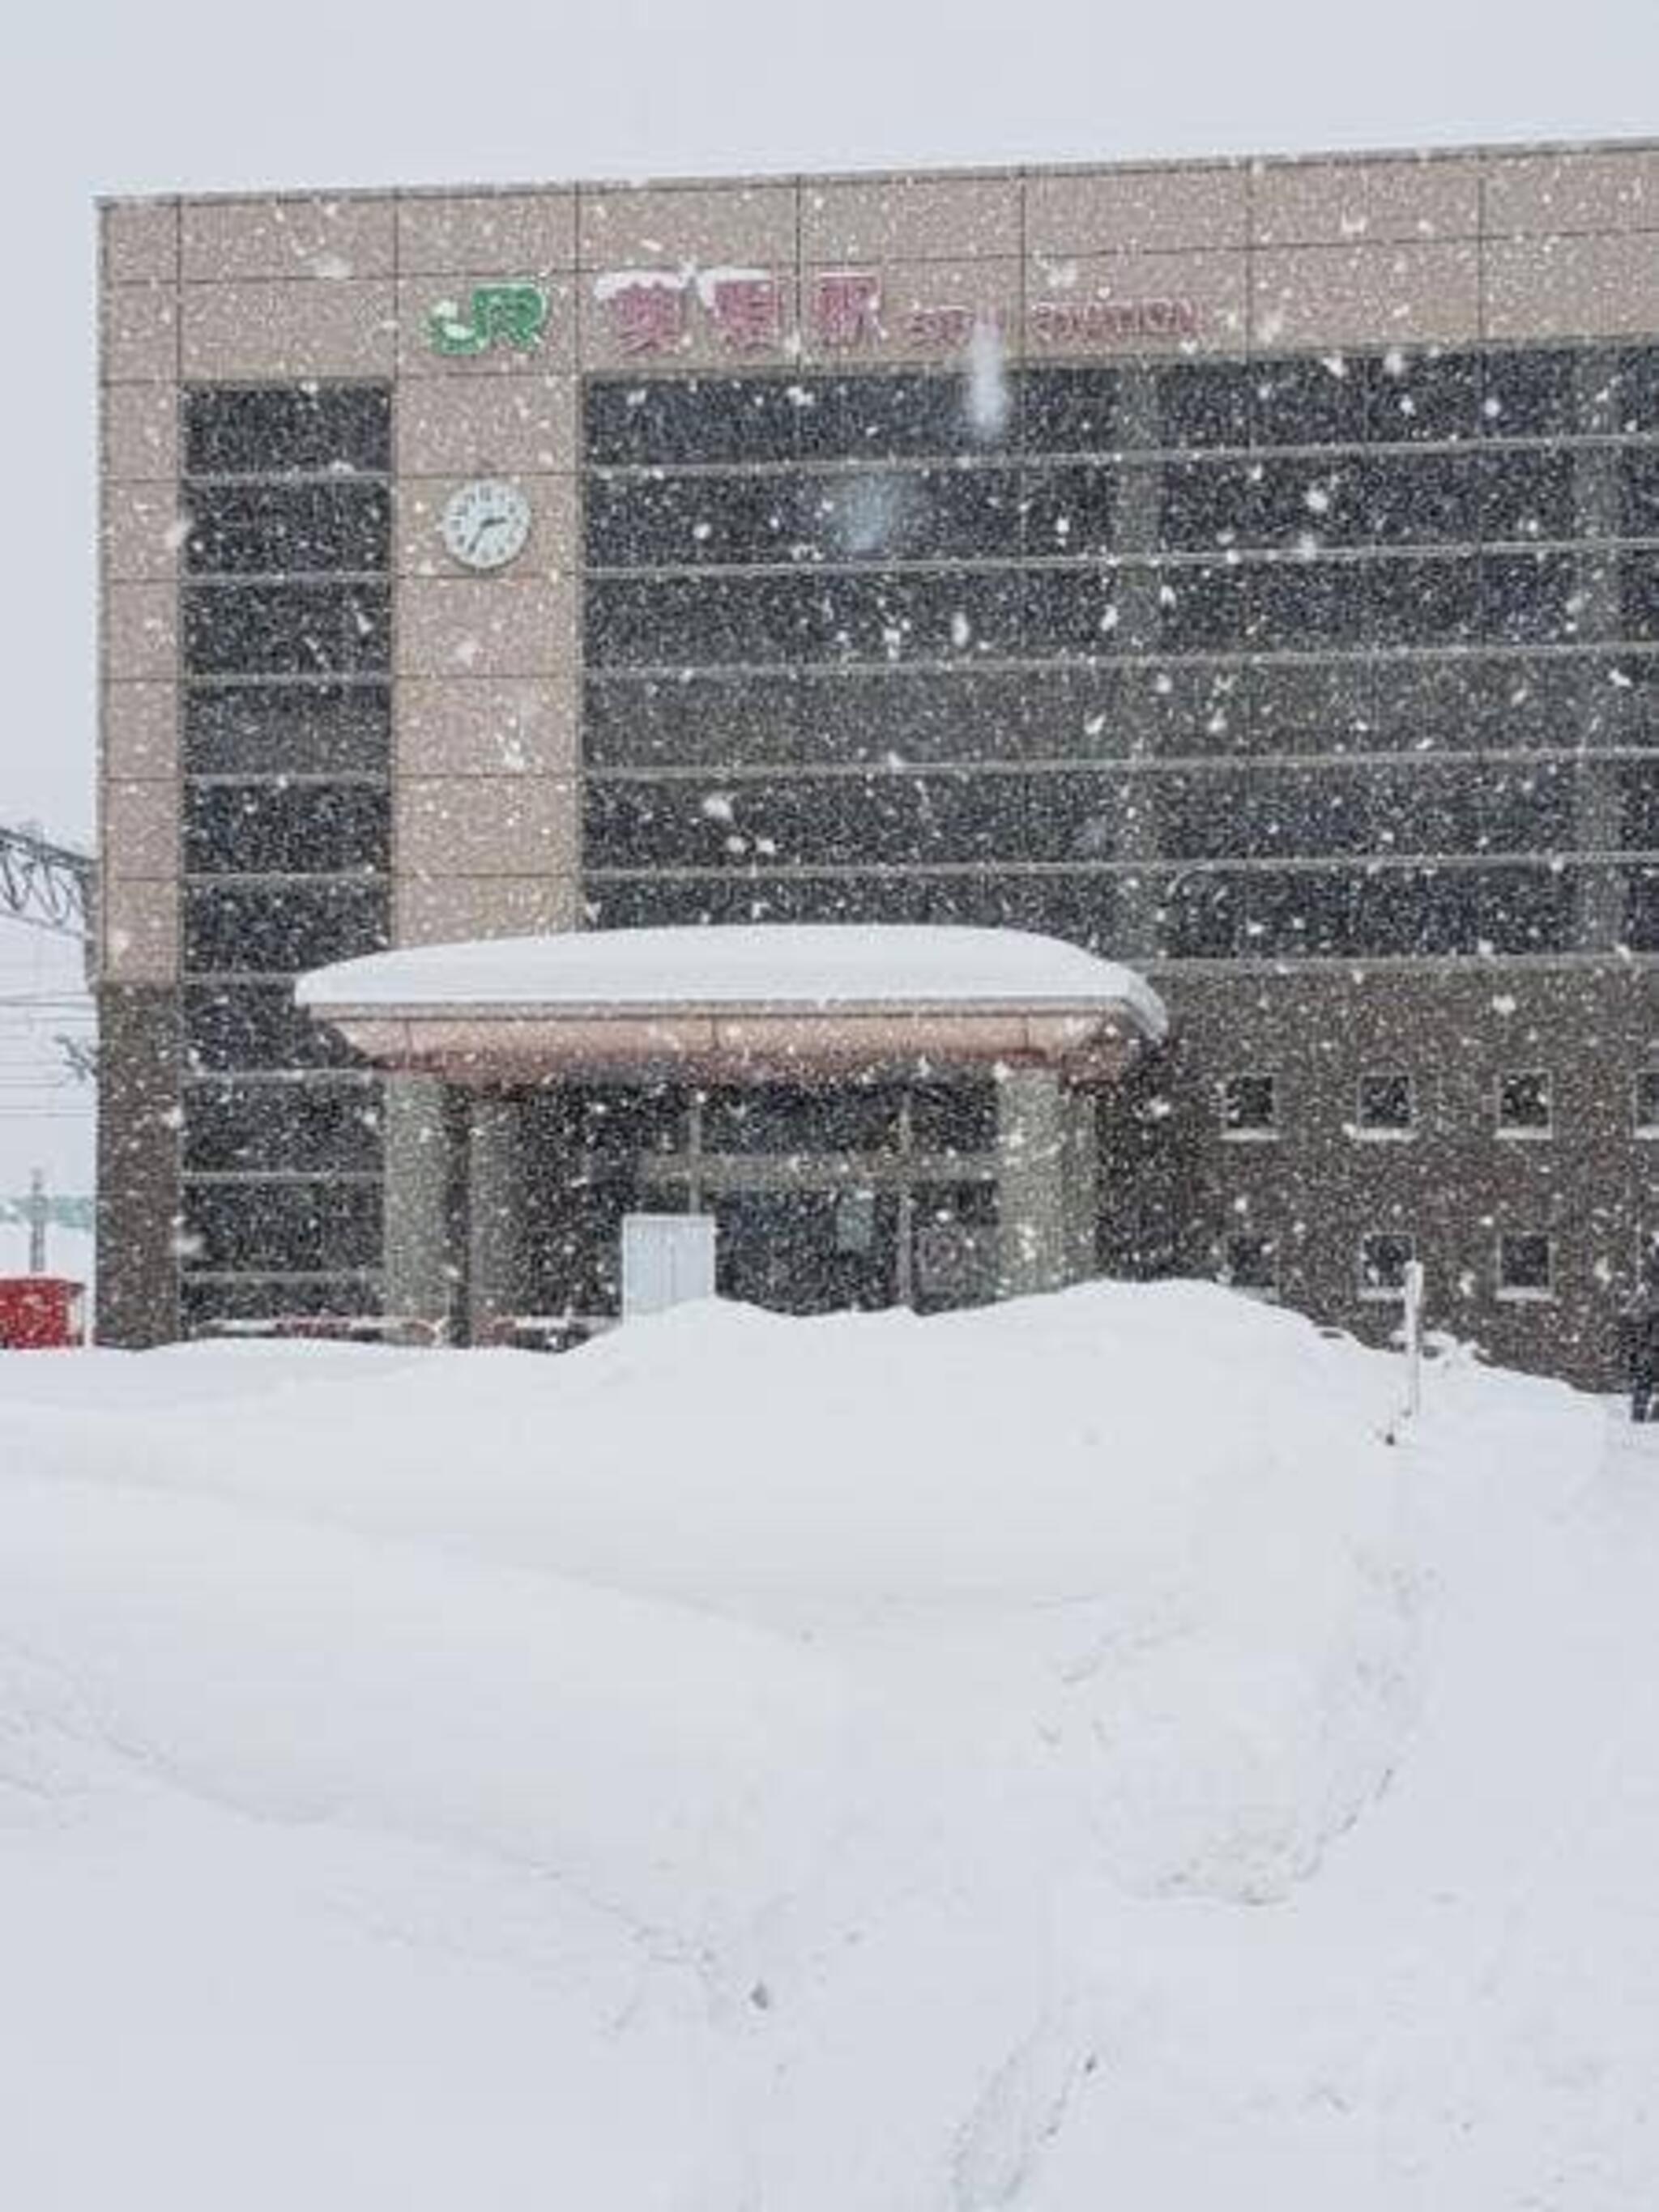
xmin=440 ymin=479 xmax=532 ymax=572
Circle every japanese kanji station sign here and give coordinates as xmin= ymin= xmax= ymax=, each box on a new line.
xmin=421 ymin=271 xmax=1201 ymax=361
xmin=590 ymin=268 xmax=1200 ymax=358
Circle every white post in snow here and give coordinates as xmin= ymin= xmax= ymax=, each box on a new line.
xmin=27 ymin=1168 xmax=46 ymax=1276
xmin=1401 ymin=1258 xmax=1425 ymax=1420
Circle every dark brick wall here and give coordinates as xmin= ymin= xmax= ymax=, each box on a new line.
xmin=1150 ymin=960 xmax=1659 ymax=1387
xmin=95 ymin=985 xmax=181 ymax=1347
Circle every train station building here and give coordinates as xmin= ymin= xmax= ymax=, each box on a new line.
xmin=96 ymin=137 xmax=1659 ymax=1378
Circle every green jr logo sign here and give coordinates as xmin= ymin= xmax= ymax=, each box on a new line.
xmin=427 ymin=283 xmax=549 ymax=356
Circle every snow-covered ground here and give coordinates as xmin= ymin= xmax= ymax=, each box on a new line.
xmin=2 ymin=1282 xmax=1654 ymax=2209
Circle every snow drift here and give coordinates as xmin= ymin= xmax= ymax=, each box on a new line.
xmin=1 ymin=1281 xmax=1653 ymax=2208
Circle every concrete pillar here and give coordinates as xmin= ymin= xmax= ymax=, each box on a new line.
xmin=1062 ymin=1087 xmax=1100 ymax=1281
xmin=996 ymin=1067 xmax=1072 ymax=1299
xmin=382 ymin=1075 xmax=451 ymax=1324
xmin=95 ymin=983 xmax=181 ymax=1346
xmin=465 ymin=1090 xmax=526 ymax=1345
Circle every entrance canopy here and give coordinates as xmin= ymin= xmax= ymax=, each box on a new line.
xmin=296 ymin=924 xmax=1168 ymax=1086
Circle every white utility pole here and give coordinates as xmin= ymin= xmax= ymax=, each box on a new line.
xmin=1401 ymin=1257 xmax=1426 ymax=1420
xmin=27 ymin=1167 xmax=47 ymax=1275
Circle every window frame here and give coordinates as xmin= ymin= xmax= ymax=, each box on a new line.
xmin=1221 ymin=1231 xmax=1280 ymax=1300
xmin=1495 ymin=1068 xmax=1553 ymax=1140
xmin=1495 ymin=1230 xmax=1555 ymax=1302
xmin=1358 ymin=1231 xmax=1416 ymax=1302
xmin=1353 ymin=1071 xmax=1416 ymax=1141
xmin=1219 ymin=1069 xmax=1279 ymax=1142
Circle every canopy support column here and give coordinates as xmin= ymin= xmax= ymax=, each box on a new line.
xmin=382 ymin=1075 xmax=453 ymax=1328
xmin=996 ymin=1071 xmax=1099 ymax=1299
xmin=464 ymin=1089 xmax=527 ymax=1345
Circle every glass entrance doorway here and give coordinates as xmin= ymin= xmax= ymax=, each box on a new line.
xmin=710 ymin=1187 xmax=902 ymax=1313
xmin=520 ymin=1076 xmax=1000 ymax=1319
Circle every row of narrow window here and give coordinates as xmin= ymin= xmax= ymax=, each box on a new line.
xmin=583 ymin=350 xmax=1659 ymax=467
xmin=1222 ymin=1230 xmax=1559 ymax=1301
xmin=1220 ymin=1068 xmax=1659 ymax=1136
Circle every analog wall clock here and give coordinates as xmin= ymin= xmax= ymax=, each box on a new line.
xmin=441 ymin=479 xmax=533 ymax=572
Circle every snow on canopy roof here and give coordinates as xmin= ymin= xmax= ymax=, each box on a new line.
xmin=297 ymin=925 xmax=1168 ymax=1040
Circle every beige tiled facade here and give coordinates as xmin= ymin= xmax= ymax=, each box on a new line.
xmin=397 ymin=190 xmax=577 ymax=277
xmin=178 ymin=278 xmax=397 ymax=381
xmin=181 ymin=196 xmax=396 ymax=281
xmin=1250 ymin=240 xmax=1482 ymax=351
xmin=395 ymin=675 xmax=578 ymax=779
xmin=94 ymin=137 xmax=1659 ymax=1358
xmin=1026 ymin=166 xmax=1247 ymax=258
xmin=394 ymin=575 xmax=576 ymax=680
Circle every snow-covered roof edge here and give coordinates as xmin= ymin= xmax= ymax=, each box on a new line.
xmin=297 ymin=925 xmax=1169 ymax=1043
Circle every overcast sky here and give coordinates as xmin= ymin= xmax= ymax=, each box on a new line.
xmin=9 ymin=0 xmax=1659 ymax=840
xmin=1 ymin=0 xmax=1656 ymax=1199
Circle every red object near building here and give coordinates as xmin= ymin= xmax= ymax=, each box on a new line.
xmin=0 ymin=1277 xmax=87 ymax=1350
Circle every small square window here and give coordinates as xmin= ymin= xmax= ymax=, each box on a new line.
xmin=1356 ymin=1072 xmax=1414 ymax=1136
xmin=1359 ymin=1232 xmax=1415 ymax=1298
xmin=1635 ymin=1070 xmax=1659 ymax=1135
xmin=1222 ymin=1233 xmax=1278 ymax=1296
xmin=1222 ymin=1072 xmax=1277 ymax=1138
xmin=1496 ymin=1070 xmax=1551 ymax=1136
xmin=1497 ymin=1231 xmax=1554 ymax=1298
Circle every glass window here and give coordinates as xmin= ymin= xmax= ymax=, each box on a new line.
xmin=1481 ymin=449 xmax=1576 ymax=542
xmin=183 ymin=881 xmax=390 ymax=975
xmin=182 ymin=1078 xmax=382 ymax=1174
xmin=184 ymin=482 xmax=391 ymax=575
xmin=586 ymin=768 xmax=1024 ymax=872
xmin=1368 ymin=556 xmax=1481 ymax=646
xmin=1157 ymin=562 xmax=1248 ymax=651
xmin=1249 ymin=561 xmax=1356 ymax=651
xmin=574 ymin=1088 xmax=689 ymax=1157
xmin=184 ymin=783 xmax=390 ymax=876
xmin=1358 ymin=1233 xmax=1415 ymax=1297
xmin=585 ymin=666 xmax=1053 ymax=771
xmin=816 ymin=467 xmax=1023 ymax=561
xmin=1482 ymin=552 xmax=1580 ymax=646
xmin=1363 ymin=452 xmax=1481 ymax=543
xmin=184 ymin=982 xmax=360 ymax=1072
xmin=1482 ymin=349 xmax=1579 ymax=439
xmin=1635 ymin=1070 xmax=1659 ymax=1134
xmin=180 ymin=1178 xmax=382 ymax=1272
xmin=1156 ymin=360 xmax=1252 ymax=450
xmin=184 ymin=385 xmax=391 ymax=477
xmin=1221 ymin=1071 xmax=1277 ymax=1136
xmin=1255 ymin=458 xmax=1371 ymax=548
xmin=1159 ymin=459 xmax=1259 ymax=551
xmin=1622 ymin=552 xmax=1659 ymax=641
xmin=1021 ymin=367 xmax=1121 ymax=454
xmin=1356 ymin=1072 xmax=1414 ymax=1133
xmin=182 ymin=582 xmax=391 ymax=676
xmin=1253 ymin=356 xmax=1367 ymax=447
xmin=1363 ymin=348 xmax=1483 ymax=444
xmin=910 ymin=1080 xmax=997 ymax=1154
xmin=701 ymin=1083 xmax=902 ymax=1153
xmin=1222 ymin=1233 xmax=1278 ymax=1294
xmin=1021 ymin=463 xmax=1117 ymax=557
xmin=1022 ymin=568 xmax=1128 ymax=657
xmin=1497 ymin=1231 xmax=1554 ymax=1298
xmin=583 ymin=376 xmax=805 ymax=467
xmin=1610 ymin=348 xmax=1659 ymax=437
xmin=181 ymin=1274 xmax=380 ymax=1332
xmin=800 ymin=372 xmax=1003 ymax=460
xmin=1496 ymin=1069 xmax=1552 ymax=1135
xmin=184 ymin=684 xmax=390 ymax=776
